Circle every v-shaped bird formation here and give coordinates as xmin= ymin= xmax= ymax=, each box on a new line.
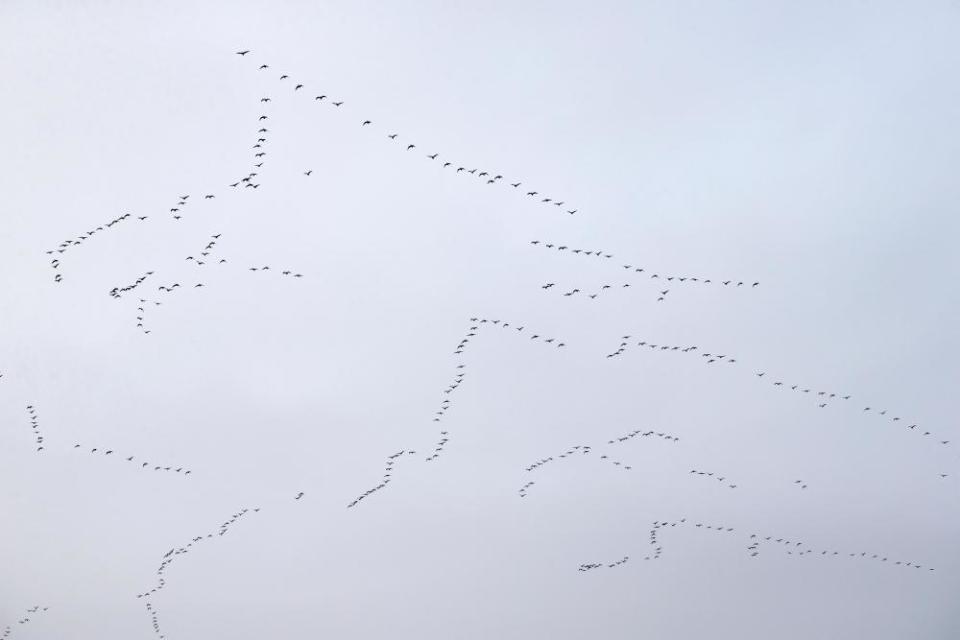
xmin=235 ymin=53 xmax=581 ymax=218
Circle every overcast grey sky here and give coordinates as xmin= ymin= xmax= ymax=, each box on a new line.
xmin=2 ymin=1 xmax=959 ymax=638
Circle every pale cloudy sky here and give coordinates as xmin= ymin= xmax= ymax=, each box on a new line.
xmin=1 ymin=1 xmax=959 ymax=638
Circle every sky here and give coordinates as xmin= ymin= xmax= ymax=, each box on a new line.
xmin=1 ymin=1 xmax=959 ymax=638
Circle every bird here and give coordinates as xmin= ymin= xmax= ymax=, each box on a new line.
xmin=236 ymin=50 xmax=250 ymax=55
xmin=304 ymin=170 xmax=313 ymax=176
xmin=388 ymin=133 xmax=398 ymax=139
xmin=295 ymin=84 xmax=303 ymax=90
xmin=406 ymin=144 xmax=416 ymax=150
xmin=362 ymin=120 xmax=371 ymax=126
xmin=332 ymin=101 xmax=343 ymax=106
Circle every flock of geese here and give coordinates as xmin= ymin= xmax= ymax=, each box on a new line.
xmin=521 ymin=428 xmax=682 ymax=496
xmin=25 ymin=405 xmax=44 ymax=452
xmin=110 ymin=270 xmax=154 ymax=299
xmin=425 ymin=316 xmax=566 ymax=464
xmin=1 ymin=606 xmax=48 ymax=639
xmin=337 ymin=313 xmax=573 ymax=511
xmin=518 ymin=428 xmax=684 ymax=499
xmin=70 ymin=442 xmax=193 ymax=477
xmin=607 ymin=336 xmax=952 ymax=464
xmin=137 ymin=504 xmax=266 ymax=640
xmin=235 ymin=50 xmax=579 ymax=217
xmin=689 ymin=468 xmax=738 ymax=490
xmin=580 ymin=518 xmax=934 ymax=572
xmin=5 ymin=46 xmax=950 ymax=636
xmin=110 ymin=231 xmax=305 ymax=335
xmin=46 ymin=212 xmax=137 ymax=283
xmin=21 ymin=402 xmax=197 ymax=479
xmin=530 ymin=239 xmax=760 ymax=294
xmin=347 ymin=449 xmax=417 ymax=508
xmin=134 ymin=298 xmax=163 ymax=335
xmin=516 ymin=423 xmax=941 ymax=574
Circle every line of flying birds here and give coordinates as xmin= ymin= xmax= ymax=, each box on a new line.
xmin=235 ymin=49 xmax=579 ymax=217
